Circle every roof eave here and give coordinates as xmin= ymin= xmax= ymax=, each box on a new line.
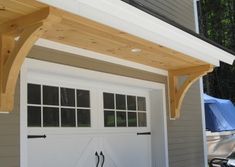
xmin=37 ymin=0 xmax=234 ymax=66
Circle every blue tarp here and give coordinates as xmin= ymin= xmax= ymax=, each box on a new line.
xmin=204 ymin=94 xmax=235 ymax=132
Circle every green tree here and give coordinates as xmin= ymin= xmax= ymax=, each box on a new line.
xmin=200 ymin=0 xmax=235 ymax=101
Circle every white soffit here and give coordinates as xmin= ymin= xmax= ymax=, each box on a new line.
xmin=37 ymin=0 xmax=235 ymax=66
xmin=35 ymin=39 xmax=168 ymax=76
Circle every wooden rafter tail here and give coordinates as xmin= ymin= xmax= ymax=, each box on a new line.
xmin=168 ymin=64 xmax=214 ymax=120
xmin=0 ymin=7 xmax=61 ymax=112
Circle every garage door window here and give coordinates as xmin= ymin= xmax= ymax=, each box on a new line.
xmin=27 ymin=83 xmax=91 ymax=127
xmin=103 ymin=92 xmax=147 ymax=127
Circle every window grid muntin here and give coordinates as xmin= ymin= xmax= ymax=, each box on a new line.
xmin=28 ymin=83 xmax=147 ymax=128
xmin=58 ymin=86 xmax=61 ymax=127
xmin=103 ymin=92 xmax=147 ymax=128
xmin=27 ymin=83 xmax=91 ymax=128
xmin=114 ymin=94 xmax=117 ymax=127
xmin=125 ymin=94 xmax=128 ymax=127
xmin=40 ymin=84 xmax=43 ymax=127
xmin=135 ymin=96 xmax=138 ymax=127
xmin=74 ymin=88 xmax=78 ymax=127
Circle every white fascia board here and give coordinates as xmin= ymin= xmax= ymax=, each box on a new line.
xmin=35 ymin=38 xmax=168 ymax=76
xmin=38 ymin=0 xmax=234 ymax=66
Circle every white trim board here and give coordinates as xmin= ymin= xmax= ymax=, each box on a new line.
xmin=199 ymin=78 xmax=208 ymax=167
xmin=37 ymin=0 xmax=234 ymax=66
xmin=194 ymin=2 xmax=208 ymax=167
xmin=20 ymin=61 xmax=28 ymax=167
xmin=25 ymin=58 xmax=165 ymax=90
xmin=35 ymin=39 xmax=168 ymax=76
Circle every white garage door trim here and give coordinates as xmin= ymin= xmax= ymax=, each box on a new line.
xmin=20 ymin=58 xmax=169 ymax=167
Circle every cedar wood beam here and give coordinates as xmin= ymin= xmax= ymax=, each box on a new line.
xmin=0 ymin=2 xmax=215 ymax=121
xmin=168 ymin=64 xmax=214 ymax=119
xmin=0 ymin=7 xmax=60 ymax=112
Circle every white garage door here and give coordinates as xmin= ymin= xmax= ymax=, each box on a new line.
xmin=23 ymin=61 xmax=153 ymax=167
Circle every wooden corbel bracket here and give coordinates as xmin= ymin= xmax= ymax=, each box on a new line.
xmin=168 ymin=64 xmax=214 ymax=120
xmin=0 ymin=7 xmax=60 ymax=112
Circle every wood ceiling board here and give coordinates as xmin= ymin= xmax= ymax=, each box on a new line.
xmin=59 ymin=18 xmax=191 ymax=63
xmin=0 ymin=0 xmax=207 ymax=70
xmin=41 ymin=35 xmax=199 ymax=70
xmin=42 ymin=25 xmax=190 ymax=69
xmin=41 ymin=13 xmax=207 ymax=70
xmin=47 ymin=7 xmax=206 ymax=64
xmin=58 ymin=10 xmax=205 ymax=66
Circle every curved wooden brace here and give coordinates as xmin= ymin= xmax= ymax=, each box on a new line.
xmin=0 ymin=7 xmax=60 ymax=112
xmin=0 ymin=23 xmax=44 ymax=112
xmin=168 ymin=64 xmax=214 ymax=119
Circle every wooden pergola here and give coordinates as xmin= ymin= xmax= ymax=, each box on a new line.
xmin=0 ymin=0 xmax=214 ymax=119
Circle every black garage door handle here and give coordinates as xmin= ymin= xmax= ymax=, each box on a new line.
xmin=95 ymin=151 xmax=100 ymax=167
xmin=27 ymin=135 xmax=46 ymax=139
xmin=100 ymin=151 xmax=105 ymax=167
xmin=137 ymin=132 xmax=151 ymax=135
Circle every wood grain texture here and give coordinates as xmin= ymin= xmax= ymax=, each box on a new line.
xmin=0 ymin=0 xmax=47 ymax=24
xmin=168 ymin=64 xmax=213 ymax=119
xmin=41 ymin=7 xmax=207 ymax=70
xmin=0 ymin=5 xmax=54 ymax=112
xmin=0 ymin=0 xmax=208 ymax=71
xmin=0 ymin=0 xmax=212 ymax=117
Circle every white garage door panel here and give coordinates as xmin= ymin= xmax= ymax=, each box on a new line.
xmin=28 ymin=134 xmax=98 ymax=167
xmin=20 ymin=60 xmax=170 ymax=167
xmin=103 ymin=135 xmax=151 ymax=167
